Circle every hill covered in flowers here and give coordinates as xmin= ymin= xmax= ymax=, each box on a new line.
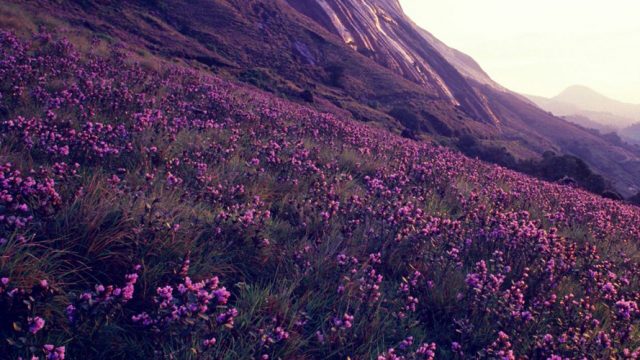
xmin=2 ymin=32 xmax=640 ymax=359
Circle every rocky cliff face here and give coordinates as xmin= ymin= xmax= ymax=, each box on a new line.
xmin=298 ymin=0 xmax=499 ymax=87
xmin=294 ymin=0 xmax=457 ymax=94
xmin=288 ymin=0 xmax=500 ymax=124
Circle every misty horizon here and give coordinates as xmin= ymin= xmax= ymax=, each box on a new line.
xmin=399 ymin=0 xmax=640 ymax=104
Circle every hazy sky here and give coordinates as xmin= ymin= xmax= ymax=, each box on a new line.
xmin=398 ymin=0 xmax=640 ymax=103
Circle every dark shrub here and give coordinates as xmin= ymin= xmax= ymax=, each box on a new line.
xmin=456 ymin=135 xmax=517 ymax=168
xmin=401 ymin=129 xmax=418 ymax=140
xmin=326 ymin=65 xmax=345 ymax=87
xmin=239 ymin=68 xmax=275 ymax=93
xmin=389 ymin=107 xmax=422 ymax=131
xmin=422 ymin=110 xmax=453 ymax=136
xmin=458 ymin=138 xmax=610 ymax=196
xmin=299 ymin=89 xmax=314 ymax=103
xmin=602 ymin=190 xmax=623 ymax=201
xmin=457 ymin=134 xmax=478 ymax=150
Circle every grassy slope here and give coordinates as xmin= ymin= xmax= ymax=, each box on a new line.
xmin=1 ymin=23 xmax=640 ymax=360
xmin=8 ymin=0 xmax=640 ymax=198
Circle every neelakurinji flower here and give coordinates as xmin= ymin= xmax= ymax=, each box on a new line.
xmin=28 ymin=316 xmax=45 ymax=334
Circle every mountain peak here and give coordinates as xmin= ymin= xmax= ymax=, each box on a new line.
xmin=556 ymin=85 xmax=609 ymax=101
xmin=562 ymin=84 xmax=596 ymax=93
xmin=552 ymin=85 xmax=640 ymax=119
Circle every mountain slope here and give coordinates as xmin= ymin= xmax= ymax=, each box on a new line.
xmin=285 ymin=0 xmax=640 ymax=196
xmin=3 ymin=0 xmax=640 ymax=197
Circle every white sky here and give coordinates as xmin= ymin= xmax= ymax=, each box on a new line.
xmin=398 ymin=0 xmax=640 ymax=103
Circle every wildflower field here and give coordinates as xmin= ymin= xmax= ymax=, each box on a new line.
xmin=2 ymin=32 xmax=640 ymax=359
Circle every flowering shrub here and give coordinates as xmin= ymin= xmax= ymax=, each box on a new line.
xmin=66 ymin=268 xmax=140 ymax=326
xmin=0 ymin=277 xmax=64 ymax=359
xmin=0 ymin=162 xmax=62 ymax=239
xmin=2 ymin=30 xmax=640 ymax=358
xmin=130 ymin=270 xmax=235 ymax=357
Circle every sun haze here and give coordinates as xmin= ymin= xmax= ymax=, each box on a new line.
xmin=398 ymin=0 xmax=640 ymax=103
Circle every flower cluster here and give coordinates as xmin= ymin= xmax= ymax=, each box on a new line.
xmin=42 ymin=344 xmax=66 ymax=360
xmin=336 ymin=252 xmax=384 ymax=307
xmin=377 ymin=338 xmax=437 ymax=360
xmin=66 ymin=267 xmax=140 ymax=325
xmin=130 ymin=262 xmax=235 ymax=356
xmin=132 ymin=274 xmax=232 ymax=328
xmin=0 ymin=162 xmax=61 ymax=238
xmin=0 ymin=276 xmax=61 ymax=359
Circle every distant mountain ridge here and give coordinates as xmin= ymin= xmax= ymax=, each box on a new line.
xmin=526 ymin=86 xmax=640 ymax=129
xmin=555 ymin=85 xmax=640 ymax=121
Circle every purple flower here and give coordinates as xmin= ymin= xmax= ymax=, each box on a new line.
xmin=28 ymin=316 xmax=45 ymax=334
xmin=203 ymin=337 xmax=216 ymax=347
xmin=615 ymin=299 xmax=638 ymax=321
xmin=65 ymin=304 xmax=76 ymax=323
xmin=43 ymin=344 xmax=65 ymax=360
